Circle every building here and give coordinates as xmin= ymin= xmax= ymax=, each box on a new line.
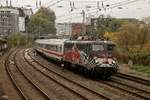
xmin=56 ymin=23 xmax=72 ymax=36
xmin=21 ymin=8 xmax=33 ymax=18
xmin=0 ymin=7 xmax=19 ymax=36
xmin=141 ymin=17 xmax=150 ymax=25
xmin=0 ymin=6 xmax=33 ymax=36
xmin=72 ymin=23 xmax=83 ymax=35
xmin=90 ymin=18 xmax=98 ymax=30
xmin=56 ymin=23 xmax=83 ymax=37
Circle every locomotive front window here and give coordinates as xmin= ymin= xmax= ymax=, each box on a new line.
xmin=92 ymin=44 xmax=104 ymax=51
xmin=107 ymin=44 xmax=115 ymax=51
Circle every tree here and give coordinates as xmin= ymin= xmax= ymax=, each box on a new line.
xmin=118 ymin=21 xmax=150 ymax=53
xmin=108 ymin=19 xmax=124 ymax=32
xmin=142 ymin=17 xmax=150 ymax=43
xmin=118 ymin=22 xmax=139 ymax=49
xmin=94 ymin=16 xmax=150 ymax=65
xmin=85 ymin=25 xmax=97 ymax=36
xmin=97 ymin=15 xmax=108 ymax=36
xmin=106 ymin=20 xmax=150 ymax=64
xmin=96 ymin=15 xmax=124 ymax=37
xmin=27 ymin=7 xmax=56 ymax=36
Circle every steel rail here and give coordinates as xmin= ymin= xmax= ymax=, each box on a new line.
xmin=25 ymin=49 xmax=110 ymax=100
xmin=15 ymin=50 xmax=52 ymax=100
xmin=5 ymin=49 xmax=29 ymax=100
xmin=115 ymin=72 xmax=150 ymax=86
xmin=23 ymin=50 xmax=89 ymax=100
xmin=28 ymin=49 xmax=150 ymax=100
xmin=98 ymin=80 xmax=150 ymax=100
xmin=111 ymin=78 xmax=150 ymax=97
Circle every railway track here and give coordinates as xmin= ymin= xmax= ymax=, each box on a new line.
xmin=5 ymin=48 xmax=150 ymax=100
xmin=97 ymin=67 xmax=150 ymax=99
xmin=5 ymin=49 xmax=51 ymax=100
xmin=105 ymin=73 xmax=150 ymax=100
xmin=24 ymin=49 xmax=110 ymax=100
xmin=115 ymin=72 xmax=150 ymax=86
xmin=29 ymin=49 xmax=150 ymax=100
xmin=5 ymin=49 xmax=27 ymax=100
xmin=98 ymin=79 xmax=150 ymax=100
xmin=28 ymin=49 xmax=136 ymax=99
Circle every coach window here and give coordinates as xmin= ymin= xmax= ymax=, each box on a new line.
xmin=39 ymin=44 xmax=42 ymax=47
xmin=40 ymin=44 xmax=42 ymax=47
xmin=50 ymin=45 xmax=54 ymax=51
xmin=47 ymin=45 xmax=56 ymax=51
xmin=58 ymin=46 xmax=61 ymax=52
xmin=35 ymin=43 xmax=37 ymax=46
xmin=92 ymin=44 xmax=104 ymax=52
xmin=46 ymin=45 xmax=51 ymax=50
xmin=54 ymin=46 xmax=58 ymax=52
xmin=45 ymin=45 xmax=47 ymax=49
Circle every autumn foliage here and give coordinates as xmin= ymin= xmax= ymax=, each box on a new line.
xmin=104 ymin=20 xmax=150 ymax=65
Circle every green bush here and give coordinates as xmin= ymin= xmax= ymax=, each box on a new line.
xmin=131 ymin=65 xmax=150 ymax=76
xmin=115 ymin=51 xmax=150 ymax=66
xmin=8 ymin=32 xmax=33 ymax=47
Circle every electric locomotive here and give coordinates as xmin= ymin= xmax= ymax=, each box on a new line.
xmin=35 ymin=38 xmax=118 ymax=79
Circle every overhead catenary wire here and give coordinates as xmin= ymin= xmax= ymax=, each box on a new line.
xmin=56 ymin=0 xmax=109 ymax=19
xmin=46 ymin=0 xmax=66 ymax=8
xmin=86 ymin=0 xmax=142 ymax=16
xmin=30 ymin=0 xmax=145 ymax=23
xmin=57 ymin=14 xmax=82 ymax=22
xmin=42 ymin=0 xmax=55 ymax=7
xmin=34 ymin=0 xmax=137 ymax=17
xmin=81 ymin=0 xmax=142 ymax=14
xmin=0 ymin=2 xmax=2 ymax=6
xmin=70 ymin=0 xmax=110 ymax=3
xmin=56 ymin=0 xmax=142 ymax=21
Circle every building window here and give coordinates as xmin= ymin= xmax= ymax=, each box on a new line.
xmin=6 ymin=11 xmax=10 ymax=13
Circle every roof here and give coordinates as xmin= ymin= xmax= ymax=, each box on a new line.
xmin=65 ymin=40 xmax=115 ymax=45
xmin=35 ymin=39 xmax=68 ymax=45
xmin=35 ymin=39 xmax=115 ymax=45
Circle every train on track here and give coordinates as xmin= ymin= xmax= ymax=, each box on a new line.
xmin=35 ymin=38 xmax=118 ymax=79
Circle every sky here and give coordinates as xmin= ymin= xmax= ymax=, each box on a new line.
xmin=0 ymin=0 xmax=150 ymax=23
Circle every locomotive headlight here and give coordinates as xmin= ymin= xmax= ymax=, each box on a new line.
xmin=112 ymin=61 xmax=116 ymax=64
xmin=95 ymin=60 xmax=99 ymax=63
xmin=94 ymin=57 xmax=99 ymax=64
xmin=95 ymin=58 xmax=103 ymax=64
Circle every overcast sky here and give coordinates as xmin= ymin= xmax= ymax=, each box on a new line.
xmin=0 ymin=0 xmax=150 ymax=22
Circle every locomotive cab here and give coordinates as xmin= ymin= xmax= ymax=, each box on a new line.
xmin=92 ymin=42 xmax=118 ymax=78
xmin=64 ymin=40 xmax=118 ymax=79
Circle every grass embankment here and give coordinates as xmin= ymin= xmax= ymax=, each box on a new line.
xmin=131 ymin=65 xmax=150 ymax=77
